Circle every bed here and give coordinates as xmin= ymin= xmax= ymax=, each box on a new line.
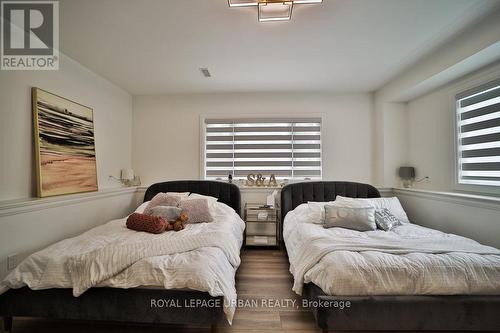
xmin=281 ymin=181 xmax=500 ymax=331
xmin=0 ymin=180 xmax=243 ymax=332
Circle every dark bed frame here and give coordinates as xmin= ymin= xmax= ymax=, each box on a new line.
xmin=0 ymin=180 xmax=241 ymax=332
xmin=280 ymin=181 xmax=500 ymax=331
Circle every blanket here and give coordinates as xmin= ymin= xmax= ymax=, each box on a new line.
xmin=68 ymin=230 xmax=240 ymax=296
xmin=284 ymin=203 xmax=500 ymax=296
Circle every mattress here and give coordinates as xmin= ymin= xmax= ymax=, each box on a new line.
xmin=284 ymin=203 xmax=500 ymax=296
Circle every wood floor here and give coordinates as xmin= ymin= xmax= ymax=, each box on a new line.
xmin=221 ymin=249 xmax=318 ymax=333
xmin=1 ymin=249 xmax=320 ymax=333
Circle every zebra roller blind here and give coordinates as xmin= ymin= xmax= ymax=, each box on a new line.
xmin=204 ymin=118 xmax=322 ymax=180
xmin=456 ymin=78 xmax=500 ymax=187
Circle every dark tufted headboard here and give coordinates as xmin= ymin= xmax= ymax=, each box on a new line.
xmin=144 ymin=180 xmax=241 ymax=215
xmin=280 ymin=181 xmax=380 ymax=237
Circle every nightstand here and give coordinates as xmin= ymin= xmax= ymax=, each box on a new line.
xmin=244 ymin=203 xmax=278 ymax=247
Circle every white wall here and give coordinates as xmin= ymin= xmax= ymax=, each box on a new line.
xmin=372 ymin=99 xmax=409 ymax=188
xmin=396 ymin=189 xmax=500 ymax=248
xmin=407 ymin=62 xmax=500 ymax=193
xmin=406 ymin=84 xmax=454 ymax=191
xmin=0 ymin=53 xmax=133 ymax=201
xmin=373 ymin=9 xmax=500 ymax=189
xmin=373 ymin=9 xmax=500 ymax=247
xmin=0 ymin=53 xmax=134 ymax=277
xmin=132 ymin=92 xmax=374 ymax=186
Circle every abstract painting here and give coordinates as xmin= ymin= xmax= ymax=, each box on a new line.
xmin=32 ymin=88 xmax=98 ymax=197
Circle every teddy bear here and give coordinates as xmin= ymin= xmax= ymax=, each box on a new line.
xmin=165 ymin=211 xmax=188 ymax=232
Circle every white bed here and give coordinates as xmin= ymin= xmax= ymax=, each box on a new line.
xmin=284 ymin=202 xmax=500 ymax=297
xmin=0 ymin=199 xmax=245 ymax=323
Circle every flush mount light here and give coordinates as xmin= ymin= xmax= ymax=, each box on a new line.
xmin=228 ymin=0 xmax=322 ymax=22
xmin=259 ymin=1 xmax=293 ymax=22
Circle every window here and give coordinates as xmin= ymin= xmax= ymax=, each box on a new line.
xmin=456 ymin=79 xmax=500 ymax=187
xmin=203 ymin=118 xmax=322 ymax=181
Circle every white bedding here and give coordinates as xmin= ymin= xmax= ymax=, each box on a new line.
xmin=284 ymin=203 xmax=500 ymax=296
xmin=0 ymin=201 xmax=245 ymax=323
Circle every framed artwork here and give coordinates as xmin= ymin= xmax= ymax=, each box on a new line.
xmin=32 ymin=87 xmax=98 ymax=197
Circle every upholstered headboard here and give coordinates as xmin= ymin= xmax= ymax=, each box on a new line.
xmin=280 ymin=181 xmax=380 ymax=228
xmin=144 ymin=180 xmax=241 ymax=215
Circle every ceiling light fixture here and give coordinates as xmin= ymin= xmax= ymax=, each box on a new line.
xmin=228 ymin=0 xmax=322 ymax=22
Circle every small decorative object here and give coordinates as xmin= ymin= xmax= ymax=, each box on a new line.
xmin=257 ymin=211 xmax=269 ymax=221
xmin=32 ymin=88 xmax=98 ymax=197
xmin=121 ymin=168 xmax=141 ymax=186
xmin=228 ymin=173 xmax=233 ymax=183
xmin=169 ymin=211 xmax=188 ymax=232
xmin=255 ymin=173 xmax=266 ymax=186
xmin=245 ymin=173 xmax=283 ymax=187
xmin=266 ymin=190 xmax=278 ymax=208
xmin=398 ymin=166 xmax=415 ymax=188
xmin=121 ymin=168 xmax=134 ymax=182
xmin=245 ymin=173 xmax=256 ymax=186
xmin=110 ymin=169 xmax=141 ymax=187
xmin=268 ymin=174 xmax=278 ymax=186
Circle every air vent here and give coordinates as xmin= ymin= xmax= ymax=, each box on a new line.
xmin=200 ymin=68 xmax=211 ymax=78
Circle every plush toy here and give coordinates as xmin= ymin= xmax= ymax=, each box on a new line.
xmin=165 ymin=211 xmax=188 ymax=232
xmin=174 ymin=211 xmax=189 ymax=231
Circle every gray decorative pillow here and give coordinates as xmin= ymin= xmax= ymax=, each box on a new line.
xmin=324 ymin=205 xmax=376 ymax=231
xmin=375 ymin=208 xmax=402 ymax=231
xmin=178 ymin=199 xmax=213 ymax=223
xmin=149 ymin=206 xmax=182 ymax=222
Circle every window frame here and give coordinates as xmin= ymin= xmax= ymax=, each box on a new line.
xmin=453 ymin=76 xmax=500 ymax=196
xmin=199 ymin=114 xmax=324 ymax=182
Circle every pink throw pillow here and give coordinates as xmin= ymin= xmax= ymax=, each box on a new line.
xmin=126 ymin=213 xmax=166 ymax=234
xmin=178 ymin=199 xmax=213 ymax=223
xmin=143 ymin=193 xmax=181 ymax=215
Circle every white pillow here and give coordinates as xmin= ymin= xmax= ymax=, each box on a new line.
xmin=183 ymin=193 xmax=218 ymax=217
xmin=335 ymin=196 xmax=410 ymax=224
xmin=134 ymin=201 xmax=149 ymax=214
xmin=306 ymin=201 xmax=334 ymax=224
xmin=188 ymin=193 xmax=218 ymax=202
xmin=166 ymin=192 xmax=190 ymax=199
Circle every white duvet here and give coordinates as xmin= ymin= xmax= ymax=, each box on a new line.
xmin=284 ymin=203 xmax=500 ymax=296
xmin=0 ymin=202 xmax=245 ymax=323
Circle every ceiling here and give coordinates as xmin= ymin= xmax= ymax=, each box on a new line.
xmin=59 ymin=0 xmax=500 ymax=95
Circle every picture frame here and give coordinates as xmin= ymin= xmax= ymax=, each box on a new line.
xmin=32 ymin=87 xmax=98 ymax=197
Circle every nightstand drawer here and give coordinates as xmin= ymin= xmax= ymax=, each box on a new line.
xmin=246 ymin=222 xmax=276 ymax=236
xmin=246 ymin=236 xmax=277 ymax=246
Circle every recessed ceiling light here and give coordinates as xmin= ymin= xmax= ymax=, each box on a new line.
xmin=200 ymin=68 xmax=212 ymax=78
